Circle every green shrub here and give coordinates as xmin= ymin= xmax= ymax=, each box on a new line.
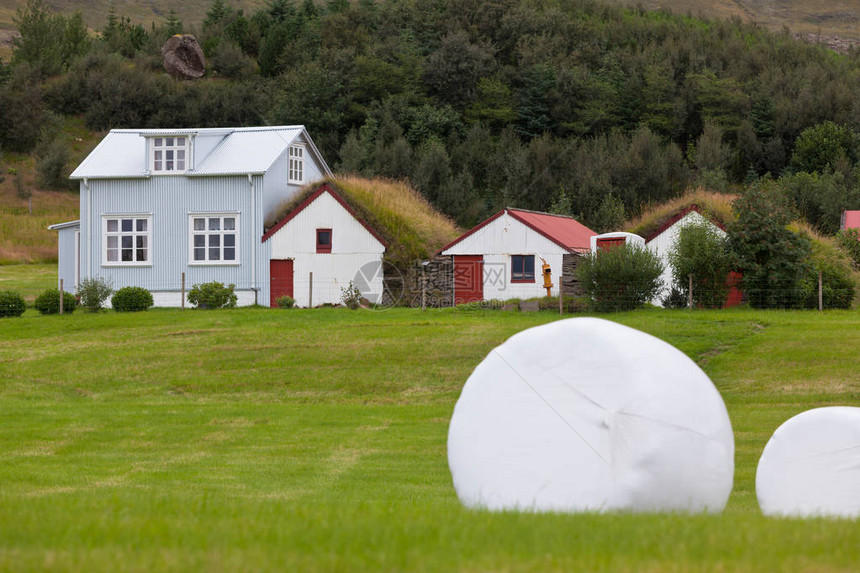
xmin=188 ymin=281 xmax=237 ymax=309
xmin=0 ymin=291 xmax=26 ymax=317
xmin=35 ymin=136 xmax=74 ymax=191
xmin=340 ymin=281 xmax=363 ymax=309
xmin=76 ymin=276 xmax=113 ymax=312
xmin=111 ymin=286 xmax=154 ymax=312
xmin=575 ymin=244 xmax=664 ymax=312
xmin=33 ymin=289 xmax=77 ymax=314
xmin=275 ymin=295 xmax=295 ymax=309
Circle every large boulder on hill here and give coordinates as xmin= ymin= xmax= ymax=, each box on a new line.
xmin=162 ymin=34 xmax=205 ymax=79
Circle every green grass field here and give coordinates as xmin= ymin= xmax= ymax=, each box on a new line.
xmin=0 ymin=303 xmax=858 ymax=572
xmin=0 ymin=263 xmax=58 ymax=303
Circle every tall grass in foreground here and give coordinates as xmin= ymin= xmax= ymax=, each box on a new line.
xmin=0 ymin=308 xmax=857 ymax=572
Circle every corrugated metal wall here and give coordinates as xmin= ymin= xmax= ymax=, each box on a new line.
xmin=56 ymin=225 xmax=79 ymax=293
xmin=268 ymin=191 xmax=385 ymax=307
xmin=81 ymin=175 xmax=259 ymax=301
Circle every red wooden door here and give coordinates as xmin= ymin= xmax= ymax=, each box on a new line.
xmin=454 ymin=255 xmax=483 ymax=304
xmin=596 ymin=237 xmax=625 ymax=251
xmin=270 ymin=259 xmax=294 ymax=307
xmin=723 ymin=271 xmax=743 ymax=308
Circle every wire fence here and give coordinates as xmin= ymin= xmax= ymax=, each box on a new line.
xmin=3 ymin=271 xmax=856 ymax=314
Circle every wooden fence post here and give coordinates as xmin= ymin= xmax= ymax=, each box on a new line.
xmin=181 ymin=272 xmax=185 ymax=310
xmin=688 ymin=274 xmax=693 ymax=309
xmin=309 ymin=272 xmax=313 ymax=308
xmin=818 ymin=270 xmax=823 ymax=311
xmin=421 ymin=264 xmax=426 ymax=311
xmin=558 ymin=274 xmax=563 ymax=315
xmin=59 ymin=279 xmax=64 ymax=315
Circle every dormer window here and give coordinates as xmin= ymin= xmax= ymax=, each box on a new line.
xmin=151 ymin=136 xmax=188 ymax=173
xmin=289 ymin=144 xmax=304 ymax=184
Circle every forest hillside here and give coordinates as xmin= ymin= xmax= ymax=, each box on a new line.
xmin=2 ymin=0 xmax=860 ymax=264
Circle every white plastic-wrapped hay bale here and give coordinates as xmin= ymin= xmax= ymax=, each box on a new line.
xmin=756 ymin=407 xmax=860 ymax=518
xmin=447 ymin=317 xmax=734 ymax=513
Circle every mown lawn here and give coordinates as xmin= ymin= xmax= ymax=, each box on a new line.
xmin=0 ymin=306 xmax=858 ymax=572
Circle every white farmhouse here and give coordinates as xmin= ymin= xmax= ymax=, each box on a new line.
xmin=50 ymin=126 xmax=332 ymax=307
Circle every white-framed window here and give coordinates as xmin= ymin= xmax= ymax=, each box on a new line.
xmin=288 ymin=144 xmax=304 ymax=184
xmin=151 ymin=136 xmax=189 ymax=173
xmin=189 ymin=214 xmax=239 ymax=264
xmin=103 ymin=215 xmax=151 ymax=265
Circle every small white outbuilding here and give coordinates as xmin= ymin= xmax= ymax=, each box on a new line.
xmin=262 ymin=183 xmax=386 ymax=307
xmin=439 ymin=208 xmax=596 ymax=304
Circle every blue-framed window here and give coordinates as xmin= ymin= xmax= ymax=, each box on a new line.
xmin=511 ymin=255 xmax=535 ymax=282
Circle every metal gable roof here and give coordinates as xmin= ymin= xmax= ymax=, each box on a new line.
xmin=192 ymin=128 xmax=302 ymax=175
xmin=439 ymin=208 xmax=597 ymax=254
xmin=69 ymin=126 xmax=331 ymax=179
xmin=508 ymin=208 xmax=597 ymax=252
xmin=70 ymin=132 xmax=148 ymax=179
xmin=47 ymin=220 xmax=81 ymax=230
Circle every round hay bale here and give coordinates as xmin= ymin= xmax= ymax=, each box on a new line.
xmin=447 ymin=317 xmax=734 ymax=513
xmin=756 ymin=407 xmax=860 ymax=518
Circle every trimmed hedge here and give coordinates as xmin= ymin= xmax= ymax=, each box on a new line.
xmin=0 ymin=291 xmax=26 ymax=317
xmin=34 ymin=289 xmax=77 ymax=314
xmin=111 ymin=286 xmax=154 ymax=312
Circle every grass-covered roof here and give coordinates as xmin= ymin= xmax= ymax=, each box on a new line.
xmin=265 ymin=176 xmax=463 ymax=269
xmin=624 ymin=189 xmax=737 ymax=240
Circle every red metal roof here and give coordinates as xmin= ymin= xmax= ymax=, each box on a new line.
xmin=843 ymin=210 xmax=860 ymax=230
xmin=438 ymin=208 xmax=596 ymax=254
xmin=508 ymin=209 xmax=596 ymax=252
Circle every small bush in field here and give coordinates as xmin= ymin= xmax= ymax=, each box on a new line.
xmin=340 ymin=281 xmax=363 ymax=309
xmin=111 ymin=286 xmax=154 ymax=312
xmin=0 ymin=291 xmax=26 ymax=317
xmin=76 ymin=276 xmax=113 ymax=312
xmin=187 ymin=281 xmax=237 ymax=309
xmin=34 ymin=289 xmax=77 ymax=314
xmin=575 ymin=244 xmax=663 ymax=312
xmin=275 ymin=295 xmax=295 ymax=309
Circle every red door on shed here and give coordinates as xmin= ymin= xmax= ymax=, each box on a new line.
xmin=270 ymin=259 xmax=294 ymax=307
xmin=723 ymin=271 xmax=743 ymax=308
xmin=596 ymin=237 xmax=626 ymax=251
xmin=453 ymin=255 xmax=483 ymax=304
